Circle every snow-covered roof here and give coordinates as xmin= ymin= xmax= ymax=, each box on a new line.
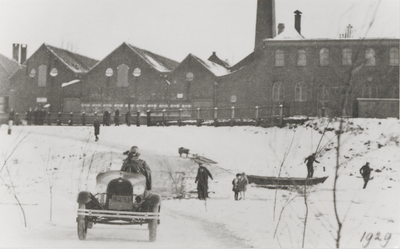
xmin=0 ymin=53 xmax=21 ymax=78
xmin=190 ymin=54 xmax=231 ymax=77
xmin=45 ymin=44 xmax=98 ymax=74
xmin=269 ymin=27 xmax=305 ymax=40
xmin=126 ymin=43 xmax=179 ymax=73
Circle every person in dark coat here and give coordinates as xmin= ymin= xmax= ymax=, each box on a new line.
xmin=114 ymin=109 xmax=120 ymax=126
xmin=360 ymin=162 xmax=372 ymax=189
xmin=26 ymin=108 xmax=32 ymax=125
xmin=120 ymin=146 xmax=152 ymax=190
xmin=33 ymin=108 xmax=39 ymax=125
xmin=304 ymin=153 xmax=319 ymax=178
xmin=103 ymin=111 xmax=110 ymax=126
xmin=195 ymin=163 xmax=213 ymax=200
xmin=93 ymin=113 xmax=100 ymax=142
xmin=232 ymin=173 xmax=241 ymax=201
xmin=125 ymin=111 xmax=131 ymax=126
xmin=9 ymin=109 xmax=15 ymax=122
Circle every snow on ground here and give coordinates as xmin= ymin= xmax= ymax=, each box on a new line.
xmin=0 ymin=118 xmax=398 ymax=248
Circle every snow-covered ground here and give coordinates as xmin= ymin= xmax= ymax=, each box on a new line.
xmin=0 ymin=118 xmax=398 ymax=248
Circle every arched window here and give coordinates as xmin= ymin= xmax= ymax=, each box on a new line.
xmin=389 ymin=47 xmax=399 ymax=66
xmin=317 ymin=85 xmax=329 ymax=103
xmin=295 ymin=82 xmax=307 ymax=101
xmin=319 ymin=48 xmax=329 ymax=66
xmin=272 ymin=82 xmax=284 ymax=101
xmin=117 ymin=64 xmax=129 ymax=87
xmin=342 ymin=48 xmax=352 ymax=66
xmin=365 ymin=48 xmax=375 ymax=66
xmin=362 ymin=83 xmax=372 ymax=98
xmin=297 ymin=49 xmax=306 ymax=66
xmin=275 ymin=50 xmax=284 ymax=66
xmin=38 ymin=65 xmax=47 ymax=87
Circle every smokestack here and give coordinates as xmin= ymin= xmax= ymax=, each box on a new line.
xmin=12 ymin=44 xmax=20 ymax=62
xmin=278 ymin=23 xmax=285 ymax=35
xmin=20 ymin=44 xmax=27 ymax=64
xmin=255 ymin=0 xmax=276 ymax=50
xmin=294 ymin=10 xmax=302 ymax=35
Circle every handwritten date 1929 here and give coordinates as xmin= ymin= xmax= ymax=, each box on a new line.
xmin=360 ymin=232 xmax=391 ymax=248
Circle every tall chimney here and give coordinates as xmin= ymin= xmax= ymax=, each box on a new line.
xmin=278 ymin=23 xmax=285 ymax=35
xmin=12 ymin=44 xmax=20 ymax=62
xmin=255 ymin=0 xmax=276 ymax=50
xmin=20 ymin=44 xmax=27 ymax=64
xmin=294 ymin=10 xmax=302 ymax=35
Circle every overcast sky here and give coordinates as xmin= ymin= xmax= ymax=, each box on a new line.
xmin=0 ymin=0 xmax=398 ymax=64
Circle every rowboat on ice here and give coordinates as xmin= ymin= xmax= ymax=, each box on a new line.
xmin=247 ymin=175 xmax=328 ymax=186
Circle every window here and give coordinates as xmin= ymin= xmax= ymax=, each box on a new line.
xmin=117 ymin=64 xmax=129 ymax=87
xmin=317 ymin=85 xmax=329 ymax=103
xmin=319 ymin=48 xmax=329 ymax=66
xmin=275 ymin=50 xmax=284 ymax=66
xmin=342 ymin=48 xmax=352 ymax=66
xmin=38 ymin=65 xmax=47 ymax=87
xmin=272 ymin=82 xmax=284 ymax=101
xmin=365 ymin=48 xmax=375 ymax=66
xmin=295 ymin=83 xmax=307 ymax=101
xmin=389 ymin=48 xmax=399 ymax=66
xmin=297 ymin=49 xmax=306 ymax=66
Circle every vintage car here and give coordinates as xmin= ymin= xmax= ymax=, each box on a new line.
xmin=76 ymin=170 xmax=161 ymax=241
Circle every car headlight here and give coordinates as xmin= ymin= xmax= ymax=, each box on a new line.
xmin=95 ymin=183 xmax=107 ymax=193
xmin=133 ymin=184 xmax=145 ymax=195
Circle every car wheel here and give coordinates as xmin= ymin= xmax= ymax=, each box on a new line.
xmin=77 ymin=203 xmax=88 ymax=240
xmin=148 ymin=205 xmax=159 ymax=242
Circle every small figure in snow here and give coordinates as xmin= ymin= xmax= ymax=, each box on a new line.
xmin=103 ymin=111 xmax=110 ymax=126
xmin=93 ymin=112 xmax=100 ymax=142
xmin=195 ymin=163 xmax=213 ymax=200
xmin=232 ymin=173 xmax=241 ymax=201
xmin=125 ymin=111 xmax=131 ymax=126
xmin=360 ymin=162 xmax=372 ymax=189
xmin=238 ymin=172 xmax=249 ymax=200
xmin=304 ymin=153 xmax=319 ymax=178
xmin=114 ymin=109 xmax=120 ymax=126
xmin=120 ymin=146 xmax=152 ymax=190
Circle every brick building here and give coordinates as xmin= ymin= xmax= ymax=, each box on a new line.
xmin=0 ymin=49 xmax=21 ymax=118
xmin=81 ymin=42 xmax=179 ymax=114
xmin=10 ymin=44 xmax=98 ymax=113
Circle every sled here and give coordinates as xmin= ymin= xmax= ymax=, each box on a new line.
xmin=247 ymin=175 xmax=328 ymax=186
xmin=189 ymin=155 xmax=217 ymax=164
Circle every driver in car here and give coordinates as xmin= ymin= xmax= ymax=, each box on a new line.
xmin=121 ymin=146 xmax=152 ymax=191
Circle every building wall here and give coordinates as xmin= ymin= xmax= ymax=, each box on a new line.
xmin=358 ymin=99 xmax=399 ymax=118
xmin=217 ymin=39 xmax=399 ymax=117
xmin=83 ymin=44 xmax=171 ymax=113
xmin=10 ymin=45 xmax=81 ymax=114
xmin=169 ymin=56 xmax=216 ymax=105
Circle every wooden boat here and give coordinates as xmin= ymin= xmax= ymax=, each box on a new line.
xmin=247 ymin=175 xmax=328 ymax=186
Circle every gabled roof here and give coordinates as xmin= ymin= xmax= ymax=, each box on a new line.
xmin=228 ymin=52 xmax=255 ymax=72
xmin=0 ymin=53 xmax=22 ymax=78
xmin=207 ymin=52 xmax=230 ymax=69
xmin=126 ymin=43 xmax=179 ymax=73
xmin=44 ymin=44 xmax=99 ymax=74
xmin=184 ymin=54 xmax=231 ymax=77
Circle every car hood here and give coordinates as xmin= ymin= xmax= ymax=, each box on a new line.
xmin=96 ymin=170 xmax=146 ymax=186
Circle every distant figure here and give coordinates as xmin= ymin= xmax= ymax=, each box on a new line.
xmin=195 ymin=163 xmax=213 ymax=200
xmin=33 ymin=108 xmax=39 ymax=125
xmin=238 ymin=172 xmax=249 ymax=200
xmin=26 ymin=108 xmax=32 ymax=125
xmin=232 ymin=173 xmax=241 ymax=201
xmin=93 ymin=113 xmax=100 ymax=142
xmin=103 ymin=111 xmax=110 ymax=126
xmin=304 ymin=153 xmax=319 ymax=178
xmin=8 ymin=109 xmax=15 ymax=135
xmin=125 ymin=111 xmax=131 ymax=126
xmin=68 ymin=112 xmax=73 ymax=126
xmin=360 ymin=162 xmax=372 ymax=189
xmin=114 ymin=109 xmax=120 ymax=126
xmin=121 ymin=146 xmax=152 ymax=190
xmin=82 ymin=112 xmax=86 ymax=126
